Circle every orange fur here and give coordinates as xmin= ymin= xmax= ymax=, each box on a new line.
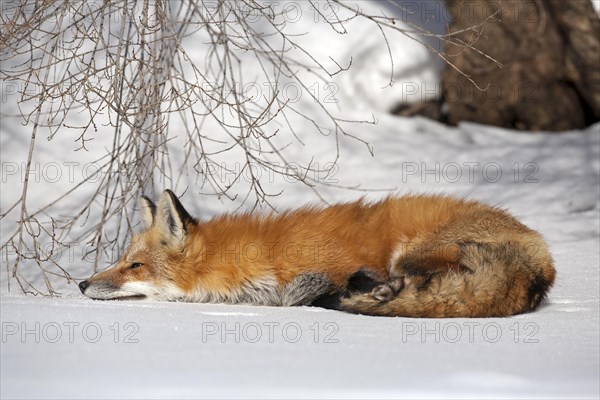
xmin=80 ymin=191 xmax=556 ymax=317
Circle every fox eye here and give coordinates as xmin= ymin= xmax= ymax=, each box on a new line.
xmin=129 ymin=262 xmax=143 ymax=269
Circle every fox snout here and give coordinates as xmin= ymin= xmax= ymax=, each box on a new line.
xmin=79 ymin=280 xmax=89 ymax=293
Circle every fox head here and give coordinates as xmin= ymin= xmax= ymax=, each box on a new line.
xmin=79 ymin=190 xmax=196 ymax=301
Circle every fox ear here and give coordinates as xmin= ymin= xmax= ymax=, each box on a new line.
xmin=140 ymin=196 xmax=156 ymax=228
xmin=155 ymin=190 xmax=193 ymax=248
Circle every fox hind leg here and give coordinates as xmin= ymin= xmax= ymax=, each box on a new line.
xmin=371 ymin=278 xmax=404 ymax=302
xmin=372 ymin=243 xmax=465 ymax=302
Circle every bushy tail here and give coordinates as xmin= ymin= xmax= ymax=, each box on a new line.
xmin=340 ymin=239 xmax=556 ymax=318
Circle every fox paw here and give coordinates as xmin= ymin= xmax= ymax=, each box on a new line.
xmin=371 ymin=277 xmax=404 ymax=302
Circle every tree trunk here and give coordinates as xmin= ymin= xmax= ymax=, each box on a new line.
xmin=427 ymin=0 xmax=599 ymax=131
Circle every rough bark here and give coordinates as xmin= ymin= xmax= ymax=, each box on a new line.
xmin=400 ymin=0 xmax=600 ymax=132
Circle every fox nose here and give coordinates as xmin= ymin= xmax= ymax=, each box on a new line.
xmin=79 ymin=280 xmax=89 ymax=293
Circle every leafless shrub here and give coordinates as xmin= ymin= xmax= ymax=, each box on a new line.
xmin=0 ymin=0 xmax=497 ymax=295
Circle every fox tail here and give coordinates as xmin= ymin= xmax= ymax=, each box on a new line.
xmin=340 ymin=240 xmax=555 ymax=318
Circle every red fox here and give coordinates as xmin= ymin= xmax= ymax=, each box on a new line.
xmin=79 ymin=190 xmax=556 ymax=317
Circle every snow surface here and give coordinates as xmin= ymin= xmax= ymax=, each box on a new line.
xmin=1 ymin=1 xmax=599 ymax=399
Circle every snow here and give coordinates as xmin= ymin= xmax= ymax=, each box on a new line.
xmin=2 ymin=274 xmax=599 ymax=399
xmin=1 ymin=1 xmax=599 ymax=398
